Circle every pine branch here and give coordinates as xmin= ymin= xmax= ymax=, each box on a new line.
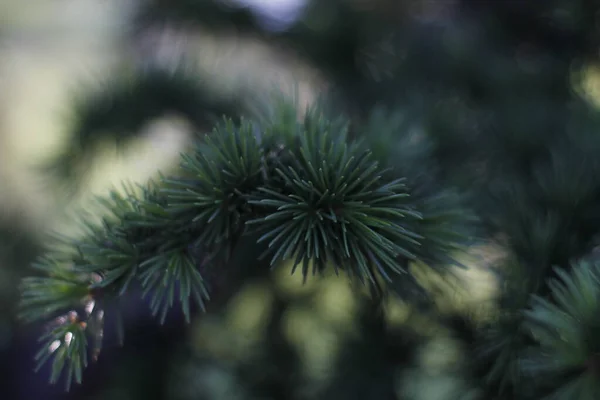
xmin=521 ymin=259 xmax=600 ymax=399
xmin=20 ymin=97 xmax=473 ymax=390
xmin=20 ymin=257 xmax=92 ymax=324
xmin=20 ymin=257 xmax=105 ymax=391
xmin=247 ymin=108 xmax=423 ymax=284
xmin=34 ymin=311 xmax=89 ymax=391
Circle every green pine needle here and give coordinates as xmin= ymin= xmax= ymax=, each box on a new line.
xmin=404 ymin=190 xmax=474 ymax=268
xmin=521 ymin=259 xmax=600 ymax=399
xmin=247 ymin=110 xmax=423 ymax=284
xmin=19 ymin=257 xmax=92 ymax=323
xmin=70 ymin=181 xmax=173 ymax=295
xmin=163 ymin=117 xmax=264 ymax=246
xmin=139 ymin=251 xmax=210 ymax=324
xmin=34 ymin=312 xmax=89 ymax=391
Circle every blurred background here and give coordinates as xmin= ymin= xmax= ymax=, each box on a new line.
xmin=1 ymin=0 xmax=599 ymax=399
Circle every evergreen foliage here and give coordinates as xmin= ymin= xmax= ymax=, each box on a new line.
xmin=15 ymin=0 xmax=600 ymax=399
xmin=20 ymin=97 xmax=471 ymax=391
